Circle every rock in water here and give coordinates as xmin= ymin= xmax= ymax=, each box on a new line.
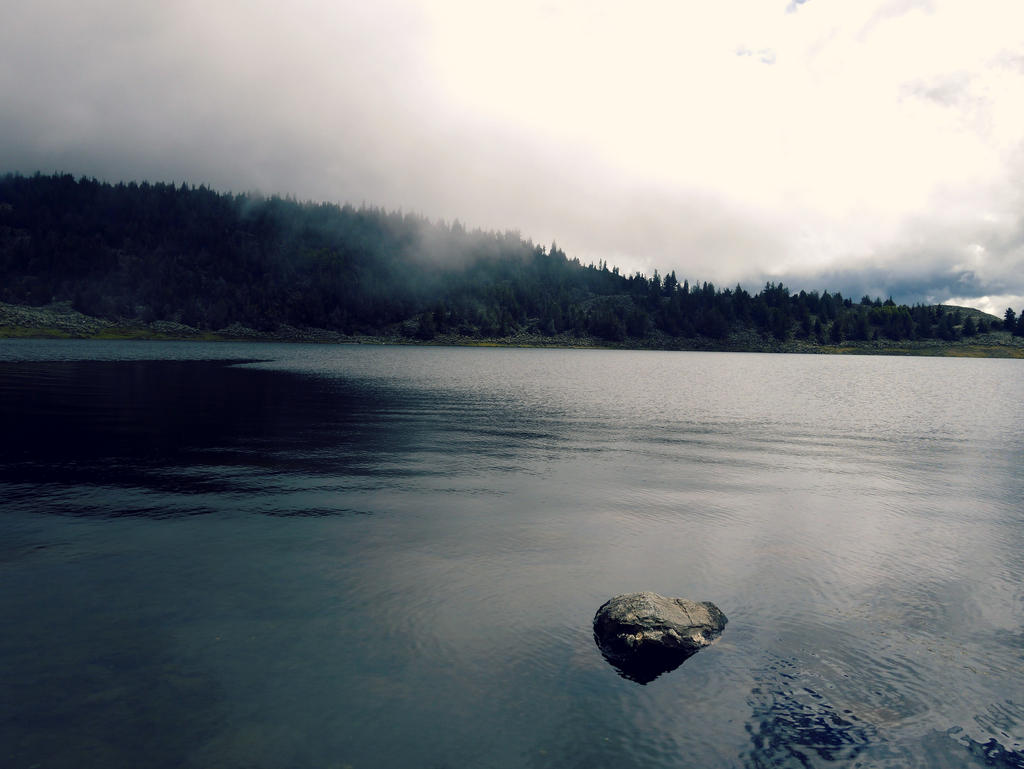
xmin=593 ymin=592 xmax=727 ymax=684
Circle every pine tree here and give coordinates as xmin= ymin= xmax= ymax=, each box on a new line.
xmin=1004 ymin=307 xmax=1017 ymax=331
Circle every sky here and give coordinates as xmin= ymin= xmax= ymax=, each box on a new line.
xmin=2 ymin=0 xmax=1023 ymax=313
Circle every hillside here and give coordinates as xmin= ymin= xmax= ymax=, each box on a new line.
xmin=2 ymin=172 xmax=1022 ymax=356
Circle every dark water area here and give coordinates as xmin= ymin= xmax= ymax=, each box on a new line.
xmin=1 ymin=339 xmax=1023 ymax=769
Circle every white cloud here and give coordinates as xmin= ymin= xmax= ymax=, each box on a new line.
xmin=1 ymin=0 xmax=1023 ymax=304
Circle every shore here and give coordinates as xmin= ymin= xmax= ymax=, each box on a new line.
xmin=3 ymin=300 xmax=1023 ymax=358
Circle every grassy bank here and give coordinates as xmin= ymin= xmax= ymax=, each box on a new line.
xmin=3 ymin=300 xmax=1023 ymax=358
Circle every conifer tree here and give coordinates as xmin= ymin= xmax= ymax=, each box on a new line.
xmin=1004 ymin=307 xmax=1017 ymax=331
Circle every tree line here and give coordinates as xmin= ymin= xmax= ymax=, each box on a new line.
xmin=1 ymin=172 xmax=1018 ymax=344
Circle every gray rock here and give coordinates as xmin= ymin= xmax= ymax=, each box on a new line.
xmin=593 ymin=592 xmax=727 ymax=683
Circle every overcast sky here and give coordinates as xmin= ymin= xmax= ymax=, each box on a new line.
xmin=3 ymin=0 xmax=1023 ymax=312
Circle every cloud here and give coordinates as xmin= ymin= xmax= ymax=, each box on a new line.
xmin=901 ymin=73 xmax=974 ymax=107
xmin=2 ymin=0 xmax=1024 ymax=310
xmin=735 ymin=45 xmax=777 ymax=64
xmin=765 ymin=181 xmax=1024 ymax=308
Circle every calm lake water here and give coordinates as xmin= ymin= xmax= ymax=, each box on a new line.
xmin=1 ymin=340 xmax=1022 ymax=769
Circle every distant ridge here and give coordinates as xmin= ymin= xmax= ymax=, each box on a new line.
xmin=2 ymin=172 xmax=1021 ymax=356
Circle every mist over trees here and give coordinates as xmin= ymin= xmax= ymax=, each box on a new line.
xmin=0 ymin=173 xmax=1013 ymax=344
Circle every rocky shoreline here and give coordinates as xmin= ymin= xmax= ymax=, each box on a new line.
xmin=3 ymin=300 xmax=1023 ymax=357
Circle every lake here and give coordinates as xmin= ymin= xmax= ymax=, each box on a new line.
xmin=1 ymin=339 xmax=1022 ymax=769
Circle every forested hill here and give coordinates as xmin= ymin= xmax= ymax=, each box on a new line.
xmin=1 ymin=172 xmax=1019 ymax=349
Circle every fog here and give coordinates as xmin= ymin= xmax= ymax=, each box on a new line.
xmin=3 ymin=0 xmax=1023 ymax=311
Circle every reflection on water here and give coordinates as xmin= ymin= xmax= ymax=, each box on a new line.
xmin=746 ymin=656 xmax=878 ymax=767
xmin=1 ymin=340 xmax=1023 ymax=769
xmin=595 ymin=641 xmax=697 ymax=685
